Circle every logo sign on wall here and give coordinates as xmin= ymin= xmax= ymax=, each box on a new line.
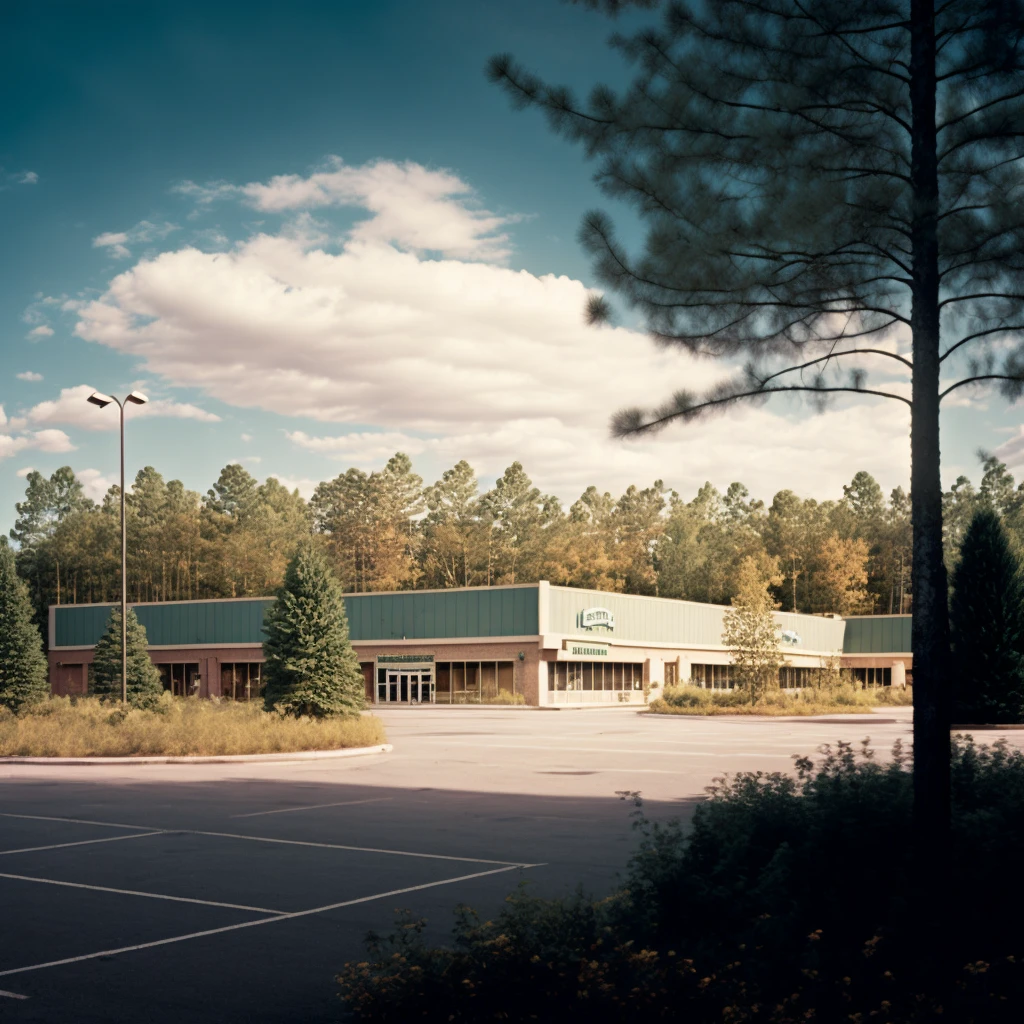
xmin=578 ymin=607 xmax=615 ymax=631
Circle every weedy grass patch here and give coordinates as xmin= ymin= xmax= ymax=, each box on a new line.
xmin=648 ymin=683 xmax=910 ymax=716
xmin=0 ymin=695 xmax=385 ymax=757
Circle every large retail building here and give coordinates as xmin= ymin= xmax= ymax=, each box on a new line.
xmin=48 ymin=582 xmax=912 ymax=706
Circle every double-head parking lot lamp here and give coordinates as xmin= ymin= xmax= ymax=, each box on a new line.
xmin=87 ymin=390 xmax=149 ymax=704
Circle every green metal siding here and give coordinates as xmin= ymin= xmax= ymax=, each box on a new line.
xmin=842 ymin=615 xmax=912 ymax=654
xmin=545 ymin=586 xmax=847 ymax=652
xmin=343 ymin=587 xmax=538 ymax=640
xmin=53 ymin=586 xmax=540 ymax=648
xmin=54 ymin=600 xmax=275 ymax=648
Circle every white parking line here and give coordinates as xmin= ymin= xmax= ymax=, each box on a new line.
xmin=0 ymin=813 xmax=523 ymax=866
xmin=423 ymin=741 xmax=796 ymax=758
xmin=0 ymin=871 xmax=286 ymax=915
xmin=0 ymin=813 xmax=161 ymax=831
xmin=0 ymin=832 xmax=163 ymax=857
xmin=188 ymin=829 xmax=523 ymax=865
xmin=0 ymin=863 xmax=534 ymax=979
xmin=0 ymin=988 xmax=28 ymax=1000
xmin=230 ymin=797 xmax=393 ymax=819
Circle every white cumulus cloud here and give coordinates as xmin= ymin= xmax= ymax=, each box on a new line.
xmin=177 ymin=157 xmax=517 ymax=261
xmin=0 ymin=429 xmax=74 ymax=459
xmin=25 ymin=384 xmax=221 ymax=432
xmin=16 ymin=371 xmax=43 ymax=381
xmin=75 ymin=468 xmax=118 ymax=502
xmin=74 ymin=160 xmax=916 ymax=501
xmin=92 ymin=221 xmax=178 ymax=260
xmin=27 ymin=325 xmax=54 ymax=339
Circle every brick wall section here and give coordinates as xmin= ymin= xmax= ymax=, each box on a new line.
xmin=48 ymin=640 xmax=542 ymax=703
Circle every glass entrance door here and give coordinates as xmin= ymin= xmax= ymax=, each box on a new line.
xmin=380 ymin=670 xmax=434 ymax=703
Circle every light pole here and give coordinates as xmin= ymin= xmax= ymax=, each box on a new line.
xmin=87 ymin=390 xmax=149 ymax=704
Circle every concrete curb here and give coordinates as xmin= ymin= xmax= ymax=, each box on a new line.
xmin=374 ymin=704 xmax=643 ymax=712
xmin=637 ymin=711 xmax=892 ymax=723
xmin=952 ymin=724 xmax=1024 ymax=731
xmin=0 ymin=743 xmax=393 ymax=766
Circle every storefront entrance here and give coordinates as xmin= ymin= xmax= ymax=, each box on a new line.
xmin=377 ymin=669 xmax=435 ymax=704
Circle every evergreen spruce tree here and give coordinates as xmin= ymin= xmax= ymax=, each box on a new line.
xmin=90 ymin=607 xmax=163 ymax=708
xmin=262 ymin=541 xmax=364 ymax=717
xmin=950 ymin=509 xmax=1024 ymax=724
xmin=0 ymin=539 xmax=49 ymax=712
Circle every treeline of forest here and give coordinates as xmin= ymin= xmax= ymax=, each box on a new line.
xmin=10 ymin=450 xmax=1021 ymax=632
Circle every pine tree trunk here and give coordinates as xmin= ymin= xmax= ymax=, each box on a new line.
xmin=909 ymin=0 xmax=951 ymax=935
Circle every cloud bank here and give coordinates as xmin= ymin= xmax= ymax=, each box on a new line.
xmin=74 ymin=158 xmax=912 ymax=500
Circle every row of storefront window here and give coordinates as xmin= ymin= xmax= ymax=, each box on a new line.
xmin=692 ymin=664 xmax=895 ymax=689
xmin=547 ymin=661 xmax=645 ymax=692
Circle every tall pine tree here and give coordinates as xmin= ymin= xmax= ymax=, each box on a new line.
xmin=262 ymin=541 xmax=364 ymax=717
xmin=949 ymin=509 xmax=1024 ymax=724
xmin=0 ymin=539 xmax=49 ymax=711
xmin=90 ymin=607 xmax=163 ymax=708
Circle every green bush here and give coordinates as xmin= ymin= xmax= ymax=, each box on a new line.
xmin=338 ymin=736 xmax=1024 ymax=1022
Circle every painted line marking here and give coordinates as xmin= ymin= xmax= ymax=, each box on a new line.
xmin=0 ymin=871 xmax=286 ymax=915
xmin=0 ymin=813 xmax=522 ymax=866
xmin=0 ymin=813 xmax=160 ymax=831
xmin=0 ymin=988 xmax=28 ymax=1000
xmin=187 ymin=829 xmax=522 ymax=865
xmin=0 ymin=864 xmax=532 ymax=979
xmin=0 ymin=832 xmax=164 ymax=857
xmin=421 ymin=742 xmax=796 ymax=758
xmin=230 ymin=797 xmax=393 ymax=819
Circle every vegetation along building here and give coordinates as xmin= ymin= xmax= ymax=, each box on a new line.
xmin=48 ymin=582 xmax=912 ymax=706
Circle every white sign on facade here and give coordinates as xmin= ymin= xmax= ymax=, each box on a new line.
xmin=578 ymin=607 xmax=615 ymax=631
xmin=566 ymin=641 xmax=610 ymax=658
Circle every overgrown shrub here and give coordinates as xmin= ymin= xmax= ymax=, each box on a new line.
xmin=339 ymin=737 xmax=1024 ymax=1022
xmin=0 ymin=695 xmax=386 ymax=756
xmin=482 ymin=690 xmax=527 ymax=705
xmin=649 ymin=683 xmax=911 ymax=715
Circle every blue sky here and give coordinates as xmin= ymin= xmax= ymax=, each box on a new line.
xmin=0 ymin=0 xmax=1017 ymax=531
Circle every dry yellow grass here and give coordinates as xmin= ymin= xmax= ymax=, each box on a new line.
xmin=0 ymin=695 xmax=386 ymax=757
xmin=648 ymin=683 xmax=912 ymax=717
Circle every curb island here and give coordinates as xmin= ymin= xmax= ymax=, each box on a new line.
xmin=0 ymin=742 xmax=393 ymax=766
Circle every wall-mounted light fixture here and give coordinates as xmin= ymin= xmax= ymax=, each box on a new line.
xmin=517 ymin=651 xmax=525 ymax=661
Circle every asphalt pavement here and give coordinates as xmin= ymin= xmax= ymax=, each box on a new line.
xmin=1 ymin=705 xmax=1012 ymax=1022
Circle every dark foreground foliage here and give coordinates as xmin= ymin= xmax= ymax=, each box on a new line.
xmin=339 ymin=737 xmax=1024 ymax=1022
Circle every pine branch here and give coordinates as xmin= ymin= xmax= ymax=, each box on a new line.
xmin=612 ymin=381 xmax=912 ymax=438
xmin=940 ymin=325 xmax=1024 ymax=363
xmin=940 ymin=374 xmax=1024 ymax=401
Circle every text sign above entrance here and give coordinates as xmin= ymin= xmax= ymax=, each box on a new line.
xmin=377 ymin=654 xmax=435 ymax=664
xmin=566 ymin=641 xmax=610 ymax=658
xmin=577 ymin=607 xmax=615 ymax=631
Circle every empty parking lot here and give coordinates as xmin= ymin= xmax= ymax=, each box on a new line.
xmin=2 ymin=705 xmax=1010 ymax=1022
